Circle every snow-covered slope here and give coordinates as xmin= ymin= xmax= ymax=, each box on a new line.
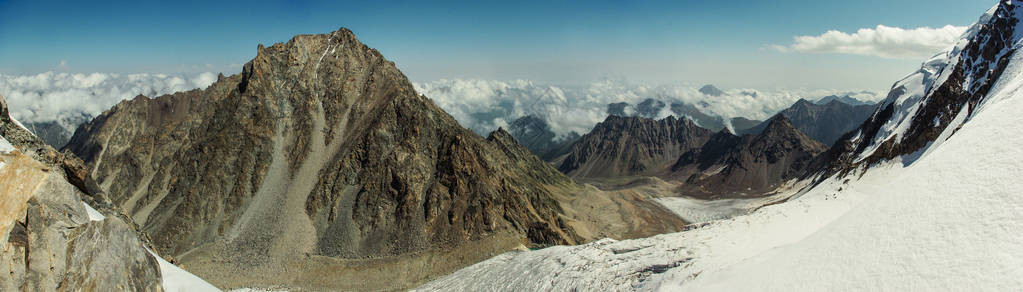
xmin=148 ymin=249 xmax=221 ymax=292
xmin=678 ymin=64 xmax=1023 ymax=290
xmin=417 ymin=2 xmax=1023 ymax=290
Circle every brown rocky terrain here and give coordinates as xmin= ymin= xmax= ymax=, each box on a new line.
xmin=675 ymin=116 xmax=827 ymax=198
xmin=557 ymin=115 xmax=713 ymax=179
xmin=64 ymin=28 xmax=684 ymax=290
xmin=0 ymin=94 xmax=164 ymax=291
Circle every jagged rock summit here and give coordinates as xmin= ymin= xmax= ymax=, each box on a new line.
xmin=65 ymin=28 xmax=683 ymax=290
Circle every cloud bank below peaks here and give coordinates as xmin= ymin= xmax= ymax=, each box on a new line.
xmin=0 ymin=72 xmax=218 ymax=123
xmin=415 ymin=79 xmax=880 ymax=138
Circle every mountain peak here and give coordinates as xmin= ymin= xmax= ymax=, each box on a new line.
xmin=699 ymin=84 xmax=725 ymax=96
xmin=793 ymin=98 xmax=813 ymax=107
xmin=758 ymin=115 xmax=807 ymax=140
xmin=487 ymin=126 xmax=514 ymax=141
xmin=62 ymin=28 xmax=687 ymax=290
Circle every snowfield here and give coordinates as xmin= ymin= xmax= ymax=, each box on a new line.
xmin=147 ymin=248 xmax=222 ymax=292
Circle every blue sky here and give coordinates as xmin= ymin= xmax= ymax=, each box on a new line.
xmin=0 ymin=0 xmax=996 ymax=91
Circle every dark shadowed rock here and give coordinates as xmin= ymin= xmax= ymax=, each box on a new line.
xmin=635 ymin=98 xmax=667 ymax=117
xmin=506 ymin=115 xmax=580 ymax=160
xmin=674 ymin=115 xmax=827 ymax=198
xmin=729 ymin=117 xmax=761 ymax=133
xmin=815 ymin=94 xmax=873 ymax=106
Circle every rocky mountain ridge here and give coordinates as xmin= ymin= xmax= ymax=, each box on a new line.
xmin=676 ymin=115 xmax=827 ymax=198
xmin=64 ymin=28 xmax=683 ymax=290
xmin=556 ymin=112 xmax=826 ymax=198
xmin=557 ymin=115 xmax=713 ymax=178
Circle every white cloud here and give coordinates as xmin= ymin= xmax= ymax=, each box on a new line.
xmin=0 ymin=72 xmax=218 ymax=124
xmin=415 ymin=79 xmax=881 ymax=138
xmin=0 ymin=72 xmax=880 ymax=141
xmin=772 ymin=25 xmax=968 ymax=59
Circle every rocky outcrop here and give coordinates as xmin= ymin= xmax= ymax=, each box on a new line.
xmin=64 ymin=28 xmax=683 ymax=290
xmin=741 ymin=98 xmax=876 ymax=145
xmin=557 ymin=115 xmax=713 ymax=178
xmin=674 ymin=116 xmax=827 ymax=198
xmin=0 ymin=94 xmax=164 ymax=291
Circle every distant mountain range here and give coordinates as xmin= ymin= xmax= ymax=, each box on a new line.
xmin=741 ymin=98 xmax=876 ymax=145
xmin=556 ymin=115 xmax=712 ymax=178
xmin=502 ymin=91 xmax=876 ymax=199
xmin=815 ymin=93 xmax=875 ymax=106
xmin=554 ymin=114 xmax=825 ymax=198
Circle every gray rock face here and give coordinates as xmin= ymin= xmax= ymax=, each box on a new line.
xmin=62 ymin=219 xmax=163 ymax=291
xmin=0 ymin=94 xmax=164 ymax=291
xmin=64 ymin=28 xmax=682 ymax=290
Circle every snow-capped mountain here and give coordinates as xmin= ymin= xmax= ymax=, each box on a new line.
xmin=417 ymin=2 xmax=1023 ymax=290
xmin=819 ymin=2 xmax=1022 ymax=176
